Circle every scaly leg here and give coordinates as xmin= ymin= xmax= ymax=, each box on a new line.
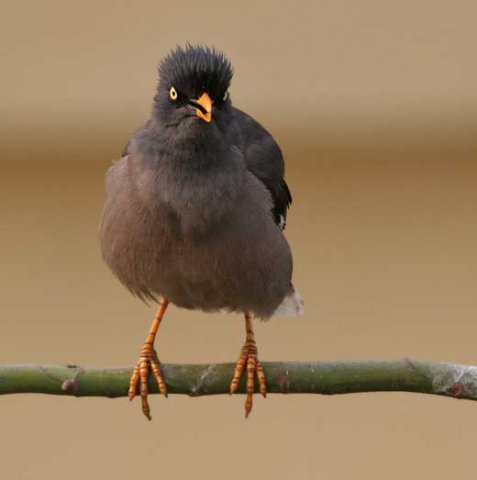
xmin=128 ymin=298 xmax=169 ymax=420
xmin=230 ymin=312 xmax=267 ymax=417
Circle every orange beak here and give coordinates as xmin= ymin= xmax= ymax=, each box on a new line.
xmin=195 ymin=92 xmax=213 ymax=123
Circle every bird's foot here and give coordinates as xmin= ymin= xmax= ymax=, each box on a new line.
xmin=229 ymin=339 xmax=267 ymax=418
xmin=128 ymin=341 xmax=167 ymax=420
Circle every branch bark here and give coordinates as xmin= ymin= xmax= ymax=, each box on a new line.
xmin=1 ymin=360 xmax=477 ymax=401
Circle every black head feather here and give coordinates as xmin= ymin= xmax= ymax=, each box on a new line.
xmin=158 ymin=44 xmax=233 ymax=101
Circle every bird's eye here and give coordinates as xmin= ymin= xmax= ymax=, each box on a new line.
xmin=169 ymin=86 xmax=178 ymax=101
xmin=222 ymin=91 xmax=229 ymax=102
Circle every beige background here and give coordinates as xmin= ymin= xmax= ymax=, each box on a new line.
xmin=1 ymin=1 xmax=477 ymax=479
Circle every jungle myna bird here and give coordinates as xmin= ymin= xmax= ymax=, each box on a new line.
xmin=100 ymin=44 xmax=303 ymax=419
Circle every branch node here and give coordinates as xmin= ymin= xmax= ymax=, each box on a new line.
xmin=61 ymin=366 xmax=85 ymax=393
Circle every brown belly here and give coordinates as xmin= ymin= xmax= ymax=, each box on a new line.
xmin=101 ymin=199 xmax=292 ymax=318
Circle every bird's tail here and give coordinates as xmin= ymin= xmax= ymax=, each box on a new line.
xmin=273 ymin=284 xmax=304 ymax=317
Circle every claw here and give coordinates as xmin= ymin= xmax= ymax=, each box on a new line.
xmin=128 ymin=342 xmax=168 ymax=419
xmin=229 ymin=312 xmax=267 ymax=417
xmin=128 ymin=299 xmax=169 ymax=419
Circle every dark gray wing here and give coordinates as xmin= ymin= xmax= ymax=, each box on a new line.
xmin=230 ymin=107 xmax=292 ymax=229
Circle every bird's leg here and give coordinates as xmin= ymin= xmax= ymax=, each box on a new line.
xmin=230 ymin=312 xmax=267 ymax=417
xmin=128 ymin=298 xmax=169 ymax=420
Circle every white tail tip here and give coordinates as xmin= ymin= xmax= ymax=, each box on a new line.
xmin=273 ymin=286 xmax=304 ymax=317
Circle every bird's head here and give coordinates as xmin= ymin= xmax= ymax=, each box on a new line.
xmin=153 ymin=45 xmax=233 ymax=131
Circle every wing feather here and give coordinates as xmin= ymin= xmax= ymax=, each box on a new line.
xmin=230 ymin=108 xmax=292 ymax=229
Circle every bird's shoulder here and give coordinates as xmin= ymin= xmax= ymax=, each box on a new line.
xmin=229 ymin=107 xmax=292 ymax=229
xmin=118 ymin=121 xmax=155 ymax=160
xmin=107 ymin=121 xmax=159 ymax=198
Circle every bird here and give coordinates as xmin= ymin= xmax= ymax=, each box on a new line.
xmin=99 ymin=44 xmax=303 ymax=419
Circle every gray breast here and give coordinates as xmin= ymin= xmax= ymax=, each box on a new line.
xmin=100 ymin=153 xmax=293 ymax=318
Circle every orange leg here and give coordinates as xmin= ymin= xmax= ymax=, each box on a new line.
xmin=128 ymin=298 xmax=169 ymax=420
xmin=230 ymin=312 xmax=267 ymax=418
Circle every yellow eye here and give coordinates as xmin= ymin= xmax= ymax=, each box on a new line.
xmin=169 ymin=86 xmax=178 ymax=101
xmin=223 ymin=91 xmax=229 ymax=101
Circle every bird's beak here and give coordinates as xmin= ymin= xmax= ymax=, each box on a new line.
xmin=194 ymin=93 xmax=213 ymax=123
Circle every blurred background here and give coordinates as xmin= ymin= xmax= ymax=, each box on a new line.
xmin=1 ymin=1 xmax=476 ymax=479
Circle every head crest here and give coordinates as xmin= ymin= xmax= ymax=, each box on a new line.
xmin=158 ymin=44 xmax=233 ymax=98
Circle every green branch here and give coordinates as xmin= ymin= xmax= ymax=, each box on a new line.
xmin=1 ymin=360 xmax=477 ymax=401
